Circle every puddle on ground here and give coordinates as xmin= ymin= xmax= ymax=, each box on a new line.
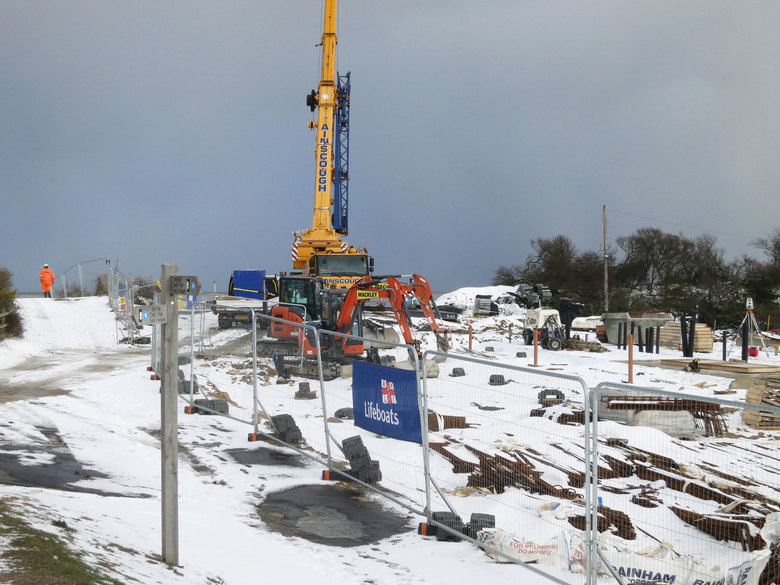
xmin=226 ymin=447 xmax=306 ymax=468
xmin=257 ymin=484 xmax=410 ymax=547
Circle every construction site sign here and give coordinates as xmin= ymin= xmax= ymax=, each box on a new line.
xmin=351 ymin=361 xmax=421 ymax=444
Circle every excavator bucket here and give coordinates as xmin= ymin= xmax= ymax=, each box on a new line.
xmin=362 ymin=322 xmax=400 ymax=349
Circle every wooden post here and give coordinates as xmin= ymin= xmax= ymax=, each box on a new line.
xmin=0 ymin=309 xmax=9 ymax=339
xmin=533 ymin=329 xmax=539 ymax=366
xmin=468 ymin=324 xmax=473 ymax=352
xmin=627 ymin=333 xmax=634 ymax=384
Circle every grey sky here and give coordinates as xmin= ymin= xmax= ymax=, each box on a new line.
xmin=2 ymin=1 xmax=779 ymax=294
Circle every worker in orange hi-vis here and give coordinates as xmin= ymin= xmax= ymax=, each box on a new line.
xmin=39 ymin=264 xmax=55 ymax=298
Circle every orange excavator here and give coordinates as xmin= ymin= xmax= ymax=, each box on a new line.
xmin=258 ymin=274 xmax=451 ymax=379
xmin=335 ymin=274 xmax=452 ymax=356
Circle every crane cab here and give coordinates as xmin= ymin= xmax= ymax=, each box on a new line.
xmin=306 ymin=252 xmax=373 ymax=288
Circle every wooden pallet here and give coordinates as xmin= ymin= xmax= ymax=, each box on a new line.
xmin=740 ymin=410 xmax=780 ymax=430
xmin=760 ymin=375 xmax=780 ymax=388
xmin=658 ymin=322 xmax=713 ymax=352
xmin=742 ymin=384 xmax=780 ymax=429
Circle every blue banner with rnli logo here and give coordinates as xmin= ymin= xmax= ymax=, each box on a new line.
xmin=352 ymin=361 xmax=422 ymax=444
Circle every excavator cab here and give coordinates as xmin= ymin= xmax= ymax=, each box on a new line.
xmin=271 ymin=277 xmax=322 ymax=339
xmin=278 ymin=277 xmax=318 ymax=315
xmin=270 ymin=276 xmax=363 ymax=358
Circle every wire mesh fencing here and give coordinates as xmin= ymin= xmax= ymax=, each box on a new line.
xmin=590 ymin=382 xmax=780 ymax=585
xmin=419 ymin=350 xmax=592 ymax=583
xmin=154 ymin=300 xmax=595 ymax=584
xmin=56 ymin=257 xmax=108 ymax=298
xmin=315 ymin=326 xmax=430 ymax=515
xmin=144 ymin=294 xmax=780 ymax=585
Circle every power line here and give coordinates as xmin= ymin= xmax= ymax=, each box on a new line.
xmin=609 ymin=209 xmax=753 ymax=242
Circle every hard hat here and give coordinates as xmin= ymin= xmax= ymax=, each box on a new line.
xmin=44 ymin=264 xmax=48 ymax=267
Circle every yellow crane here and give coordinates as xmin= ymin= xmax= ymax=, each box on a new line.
xmin=291 ymin=0 xmax=372 ymax=288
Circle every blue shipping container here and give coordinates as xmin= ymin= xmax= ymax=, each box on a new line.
xmin=229 ymin=270 xmax=267 ymax=300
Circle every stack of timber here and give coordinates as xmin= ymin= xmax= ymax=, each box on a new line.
xmin=658 ymin=321 xmax=713 ymax=352
xmin=743 ymin=376 xmax=780 ymax=430
xmin=428 ymin=412 xmax=469 ymax=432
xmin=430 ymin=439 xmax=780 ymax=549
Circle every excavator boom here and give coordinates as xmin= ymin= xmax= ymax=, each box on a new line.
xmin=335 ymin=275 xmax=451 ymax=357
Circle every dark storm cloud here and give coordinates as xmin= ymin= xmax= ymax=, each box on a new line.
xmin=1 ymin=1 xmax=778 ymax=293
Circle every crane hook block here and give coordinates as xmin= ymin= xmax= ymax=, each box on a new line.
xmin=306 ymin=90 xmax=318 ymax=112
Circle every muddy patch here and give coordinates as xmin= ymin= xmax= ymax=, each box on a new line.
xmin=213 ymin=332 xmax=254 ymax=356
xmin=0 ymin=385 xmax=69 ymax=403
xmin=0 ymin=351 xmax=133 ymax=403
xmin=257 ymin=484 xmax=410 ymax=547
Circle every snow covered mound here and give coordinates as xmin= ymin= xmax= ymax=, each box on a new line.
xmin=435 ymin=285 xmax=516 ymax=316
xmin=0 ymin=296 xmax=118 ymax=367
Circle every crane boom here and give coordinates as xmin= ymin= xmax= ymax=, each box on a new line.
xmin=293 ymin=0 xmax=371 ymax=286
xmin=311 ymin=0 xmax=337 ymax=233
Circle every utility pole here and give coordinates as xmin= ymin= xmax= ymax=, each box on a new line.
xmin=160 ymin=263 xmax=179 ymax=565
xmin=603 ymin=204 xmax=609 ymax=312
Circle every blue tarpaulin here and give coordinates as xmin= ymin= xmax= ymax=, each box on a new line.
xmin=352 ymin=361 xmax=422 ymax=444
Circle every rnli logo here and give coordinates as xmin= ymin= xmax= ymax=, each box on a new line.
xmin=381 ymin=380 xmax=397 ymax=405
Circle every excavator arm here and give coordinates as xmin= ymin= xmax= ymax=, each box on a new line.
xmin=406 ymin=274 xmax=452 ymax=352
xmin=334 ymin=275 xmax=451 ymax=358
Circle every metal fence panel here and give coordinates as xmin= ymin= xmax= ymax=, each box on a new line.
xmin=421 ymin=350 xmax=592 ymax=583
xmin=313 ymin=327 xmax=430 ymax=514
xmin=591 ymin=382 xmax=780 ymax=585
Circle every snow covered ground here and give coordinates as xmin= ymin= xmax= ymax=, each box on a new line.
xmin=2 ymin=293 xmax=780 ymax=584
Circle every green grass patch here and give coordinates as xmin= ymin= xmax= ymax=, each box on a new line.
xmin=0 ymin=499 xmax=125 ymax=585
